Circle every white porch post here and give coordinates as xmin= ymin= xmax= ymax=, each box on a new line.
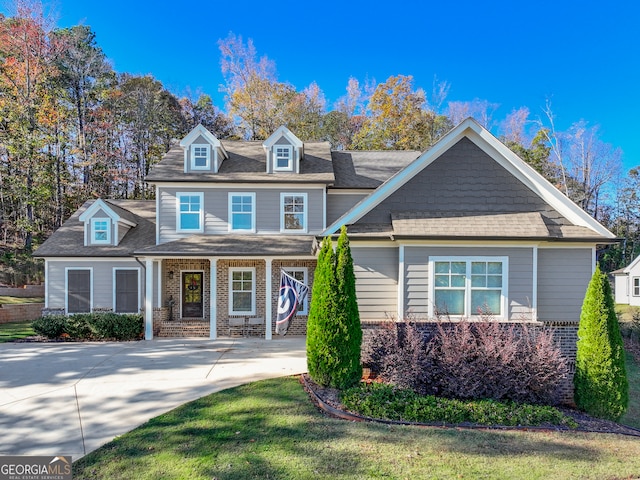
xmin=156 ymin=260 xmax=162 ymax=308
xmin=145 ymin=258 xmax=154 ymax=340
xmin=209 ymin=258 xmax=217 ymax=340
xmin=265 ymin=258 xmax=273 ymax=340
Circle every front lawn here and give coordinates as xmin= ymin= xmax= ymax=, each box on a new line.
xmin=73 ymin=376 xmax=640 ymax=480
xmin=0 ymin=296 xmax=44 ymax=304
xmin=0 ymin=319 xmax=35 ymax=343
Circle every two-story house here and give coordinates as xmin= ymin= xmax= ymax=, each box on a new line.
xmin=35 ymin=119 xmax=616 ymax=358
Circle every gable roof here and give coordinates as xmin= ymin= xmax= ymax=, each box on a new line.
xmin=77 ymin=198 xmax=137 ymax=227
xmin=34 ymin=200 xmax=156 ymax=257
xmin=620 ymin=254 xmax=640 ymax=274
xmin=180 ymin=124 xmax=227 ymax=156
xmin=324 ymin=118 xmax=616 ymax=241
xmin=263 ymin=125 xmax=304 ymax=151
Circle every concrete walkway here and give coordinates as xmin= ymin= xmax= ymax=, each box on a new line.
xmin=0 ymin=337 xmax=307 ymax=459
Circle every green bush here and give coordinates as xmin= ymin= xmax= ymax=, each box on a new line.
xmin=341 ymin=383 xmax=577 ymax=427
xmin=574 ymin=266 xmax=628 ymax=421
xmin=30 ymin=313 xmax=143 ymax=341
xmin=32 ymin=315 xmax=67 ymax=338
xmin=307 ymin=228 xmax=362 ymax=389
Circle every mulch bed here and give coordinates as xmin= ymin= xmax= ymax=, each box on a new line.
xmin=301 ymin=374 xmax=640 ymax=437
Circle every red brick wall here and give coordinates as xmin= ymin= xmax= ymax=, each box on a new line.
xmin=0 ymin=303 xmax=45 ymax=324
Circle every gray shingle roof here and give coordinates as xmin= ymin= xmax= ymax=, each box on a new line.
xmin=135 ymin=235 xmax=315 ymax=257
xmin=145 ymin=141 xmax=335 ymax=184
xmin=330 ymin=150 xmax=421 ymax=188
xmin=34 ymin=200 xmax=156 ymax=257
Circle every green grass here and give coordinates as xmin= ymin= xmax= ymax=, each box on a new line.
xmin=0 ymin=296 xmax=44 ymax=304
xmin=0 ymin=319 xmax=35 ymax=342
xmin=622 ymin=350 xmax=640 ymax=429
xmin=73 ymin=376 xmax=640 ymax=480
xmin=616 ymin=303 xmax=639 ymax=322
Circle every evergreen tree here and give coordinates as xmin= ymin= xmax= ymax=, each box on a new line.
xmin=574 ymin=265 xmax=628 ymax=420
xmin=307 ymin=229 xmax=362 ymax=389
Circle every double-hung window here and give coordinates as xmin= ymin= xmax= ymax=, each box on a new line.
xmin=190 ymin=144 xmax=210 ymax=170
xmin=229 ymin=268 xmax=255 ymax=315
xmin=229 ymin=193 xmax=255 ymax=232
xmin=281 ymin=193 xmax=307 ymax=232
xmin=177 ymin=193 xmax=204 ymax=232
xmin=634 ymin=277 xmax=640 ymax=297
xmin=274 ymin=146 xmax=293 ymax=171
xmin=430 ymin=256 xmax=508 ymax=317
xmin=90 ymin=218 xmax=110 ymax=244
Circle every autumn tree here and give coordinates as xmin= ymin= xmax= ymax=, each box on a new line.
xmin=180 ymin=94 xmax=236 ymax=138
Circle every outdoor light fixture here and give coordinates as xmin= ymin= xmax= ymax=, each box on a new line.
xmin=168 ymin=271 xmax=174 ymax=279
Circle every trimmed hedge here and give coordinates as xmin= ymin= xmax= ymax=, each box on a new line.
xmin=32 ymin=313 xmax=143 ymax=340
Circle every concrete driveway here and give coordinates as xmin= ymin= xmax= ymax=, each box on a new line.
xmin=0 ymin=337 xmax=307 ymax=459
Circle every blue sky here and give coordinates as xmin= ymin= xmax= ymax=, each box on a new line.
xmin=11 ymin=0 xmax=640 ymax=170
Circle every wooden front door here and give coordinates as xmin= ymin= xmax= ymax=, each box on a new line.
xmin=182 ymin=272 xmax=203 ymax=318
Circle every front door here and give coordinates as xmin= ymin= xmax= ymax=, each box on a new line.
xmin=182 ymin=272 xmax=203 ymax=318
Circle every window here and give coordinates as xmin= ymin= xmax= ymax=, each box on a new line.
xmin=274 ymin=145 xmax=293 ymax=171
xmin=229 ymin=193 xmax=255 ymax=232
xmin=67 ymin=268 xmax=92 ymax=314
xmin=230 ymin=268 xmax=255 ymax=315
xmin=114 ymin=269 xmax=139 ymax=313
xmin=177 ymin=193 xmax=204 ymax=232
xmin=90 ymin=218 xmax=111 ymax=244
xmin=286 ymin=268 xmax=309 ymax=314
xmin=281 ymin=193 xmax=307 ymax=232
xmin=430 ymin=257 xmax=507 ymax=317
xmin=634 ymin=277 xmax=640 ymax=297
xmin=190 ymin=144 xmax=210 ymax=170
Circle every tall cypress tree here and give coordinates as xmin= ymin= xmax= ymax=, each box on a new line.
xmin=574 ymin=265 xmax=628 ymax=420
xmin=306 ymin=228 xmax=362 ymax=389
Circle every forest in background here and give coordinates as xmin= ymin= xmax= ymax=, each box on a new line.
xmin=0 ymin=1 xmax=637 ymax=285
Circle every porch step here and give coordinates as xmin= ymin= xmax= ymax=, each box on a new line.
xmin=158 ymin=320 xmax=210 ymax=337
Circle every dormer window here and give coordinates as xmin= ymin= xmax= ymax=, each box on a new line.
xmin=274 ymin=146 xmax=293 ymax=171
xmin=190 ymin=144 xmax=210 ymax=170
xmin=91 ymin=218 xmax=111 ymax=244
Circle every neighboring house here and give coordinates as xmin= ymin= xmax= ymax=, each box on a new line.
xmin=35 ymin=119 xmax=616 ymax=354
xmin=613 ymin=255 xmax=640 ymax=306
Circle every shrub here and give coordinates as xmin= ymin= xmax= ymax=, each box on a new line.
xmin=341 ymin=383 xmax=577 ymax=427
xmin=574 ymin=266 xmax=628 ymax=421
xmin=307 ymin=228 xmax=362 ymax=389
xmin=32 ymin=315 xmax=67 ymax=338
xmin=31 ymin=313 xmax=143 ymax=341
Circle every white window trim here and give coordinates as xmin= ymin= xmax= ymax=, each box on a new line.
xmin=112 ymin=267 xmax=141 ymax=314
xmin=229 ymin=267 xmax=256 ymax=316
xmin=176 ymin=192 xmax=204 ymax=233
xmin=190 ymin=144 xmax=211 ymax=170
xmin=228 ymin=192 xmax=256 ymax=233
xmin=180 ymin=270 xmax=205 ymax=319
xmin=633 ymin=277 xmax=640 ymax=297
xmin=284 ymin=267 xmax=309 ymax=315
xmin=273 ymin=145 xmax=294 ymax=172
xmin=90 ymin=218 xmax=111 ymax=245
xmin=280 ymin=192 xmax=308 ymax=233
xmin=65 ymin=267 xmax=93 ymax=315
xmin=428 ymin=256 xmax=508 ymax=319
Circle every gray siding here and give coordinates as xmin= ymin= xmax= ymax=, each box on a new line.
xmin=158 ymin=187 xmax=324 ymax=243
xmin=351 ymin=246 xmax=398 ymax=320
xmin=537 ymin=248 xmax=592 ymax=322
xmin=185 ymin=135 xmax=213 ymax=173
xmin=403 ymin=246 xmax=534 ymax=320
xmin=357 ymin=138 xmax=568 ymax=226
xmin=326 ymin=192 xmax=368 ymax=226
xmin=47 ymin=260 xmax=144 ymax=312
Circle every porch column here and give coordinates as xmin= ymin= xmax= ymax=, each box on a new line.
xmin=156 ymin=260 xmax=162 ymax=308
xmin=145 ymin=258 xmax=154 ymax=340
xmin=209 ymin=258 xmax=217 ymax=340
xmin=265 ymin=258 xmax=272 ymax=340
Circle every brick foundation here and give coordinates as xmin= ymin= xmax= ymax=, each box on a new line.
xmin=0 ymin=303 xmax=45 ymax=324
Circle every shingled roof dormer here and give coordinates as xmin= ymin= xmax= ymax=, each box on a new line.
xmin=263 ymin=126 xmax=304 ymax=174
xmin=78 ymin=198 xmax=137 ymax=247
xmin=179 ymin=124 xmax=228 ymax=174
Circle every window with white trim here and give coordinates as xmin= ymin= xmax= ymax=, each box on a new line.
xmin=281 ymin=193 xmax=307 ymax=232
xmin=634 ymin=277 xmax=640 ymax=297
xmin=274 ymin=145 xmax=293 ymax=171
xmin=430 ymin=257 xmax=507 ymax=317
xmin=230 ymin=268 xmax=255 ymax=315
xmin=190 ymin=144 xmax=210 ymax=170
xmin=229 ymin=193 xmax=255 ymax=232
xmin=90 ymin=218 xmax=111 ymax=244
xmin=285 ymin=268 xmax=309 ymax=314
xmin=177 ymin=193 xmax=204 ymax=232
